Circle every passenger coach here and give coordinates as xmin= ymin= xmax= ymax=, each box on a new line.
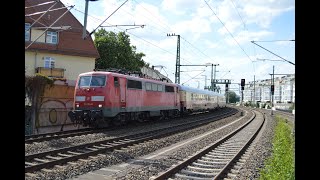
xmin=177 ymin=84 xmax=226 ymax=114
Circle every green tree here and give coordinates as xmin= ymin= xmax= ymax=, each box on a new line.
xmin=94 ymin=29 xmax=146 ymax=71
xmin=227 ymin=91 xmax=239 ymax=103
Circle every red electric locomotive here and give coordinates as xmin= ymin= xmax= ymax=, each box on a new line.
xmin=68 ymin=69 xmax=180 ymax=127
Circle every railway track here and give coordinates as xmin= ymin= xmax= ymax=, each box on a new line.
xmin=25 ymin=109 xmax=232 ymax=144
xmin=24 ymin=127 xmax=106 ymax=144
xmin=25 ymin=108 xmax=238 ymax=173
xmin=152 ymin=110 xmax=265 ymax=180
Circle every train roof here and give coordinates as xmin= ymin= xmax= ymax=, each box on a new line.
xmin=176 ymin=84 xmax=224 ymax=96
xmin=78 ymin=71 xmax=178 ymax=87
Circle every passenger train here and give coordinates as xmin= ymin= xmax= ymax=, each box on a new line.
xmin=68 ymin=70 xmax=226 ymax=128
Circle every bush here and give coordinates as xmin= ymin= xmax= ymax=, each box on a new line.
xmin=289 ymin=103 xmax=295 ymax=110
xmin=259 ymin=117 xmax=295 ymax=180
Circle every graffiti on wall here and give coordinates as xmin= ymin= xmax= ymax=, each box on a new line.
xmin=35 ymin=83 xmax=80 ymax=131
xmin=37 ymin=98 xmax=74 ymax=127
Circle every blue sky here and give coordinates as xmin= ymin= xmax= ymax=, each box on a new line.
xmin=60 ymin=0 xmax=295 ymax=94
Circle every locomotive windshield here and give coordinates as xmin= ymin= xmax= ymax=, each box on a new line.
xmin=78 ymin=75 xmax=106 ymax=87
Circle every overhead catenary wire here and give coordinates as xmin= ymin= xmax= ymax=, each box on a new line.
xmin=88 ymin=0 xmax=129 ymax=38
xmin=252 ymin=39 xmax=295 ymax=42
xmin=132 ymin=0 xmax=174 ymax=33
xmin=70 ymin=5 xmax=199 ymax=70
xmin=251 ymin=41 xmax=295 ymax=65
xmin=181 ymin=36 xmax=217 ymax=64
xmin=204 ymin=0 xmax=253 ymax=63
xmin=101 ymin=0 xmax=205 ymax=66
xmin=70 ymin=7 xmax=176 ymax=57
xmin=229 ymin=0 xmax=247 ymax=31
xmin=71 ymin=0 xmax=218 ymax=74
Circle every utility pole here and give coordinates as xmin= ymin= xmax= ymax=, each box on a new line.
xmin=83 ymin=0 xmax=99 ymax=39
xmin=212 ymin=64 xmax=219 ymax=91
xmin=272 ymin=66 xmax=275 ymax=112
xmin=167 ymin=33 xmax=180 ymax=84
xmin=253 ymin=75 xmax=255 ymax=106
xmin=270 ymin=66 xmax=275 ymax=115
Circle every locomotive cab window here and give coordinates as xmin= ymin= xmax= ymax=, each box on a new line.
xmin=78 ymin=75 xmax=106 ymax=87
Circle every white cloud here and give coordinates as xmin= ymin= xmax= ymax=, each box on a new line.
xmin=59 ymin=0 xmax=294 ymax=85
xmin=224 ymin=30 xmax=274 ymax=46
xmin=173 ymin=17 xmax=212 ymax=34
xmin=161 ymin=0 xmax=201 ymax=15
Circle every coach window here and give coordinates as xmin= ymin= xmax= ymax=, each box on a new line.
xmin=157 ymin=84 xmax=163 ymax=91
xmin=114 ymin=77 xmax=119 ymax=87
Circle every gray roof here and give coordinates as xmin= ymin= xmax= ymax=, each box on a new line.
xmin=176 ymin=84 xmax=223 ymax=96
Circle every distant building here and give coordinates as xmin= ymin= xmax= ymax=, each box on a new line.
xmin=242 ymin=75 xmax=295 ymax=109
xmin=141 ymin=66 xmax=172 ymax=83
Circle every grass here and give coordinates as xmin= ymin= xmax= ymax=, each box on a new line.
xmin=258 ymin=116 xmax=295 ymax=180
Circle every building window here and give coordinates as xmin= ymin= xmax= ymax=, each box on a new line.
xmin=44 ymin=57 xmax=55 ymax=68
xmin=46 ymin=31 xmax=58 ymax=44
xmin=25 ymin=23 xmax=31 ymax=41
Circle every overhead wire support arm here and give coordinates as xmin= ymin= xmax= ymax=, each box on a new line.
xmin=100 ymin=24 xmax=146 ymax=32
xmin=251 ymin=41 xmax=295 ymax=66
xmin=100 ymin=24 xmax=145 ymax=27
xmin=87 ymin=0 xmax=129 ymax=39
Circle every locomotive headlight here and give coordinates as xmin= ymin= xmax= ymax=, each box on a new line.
xmin=76 ymin=104 xmax=79 ymax=107
xmin=98 ymin=104 xmax=102 ymax=108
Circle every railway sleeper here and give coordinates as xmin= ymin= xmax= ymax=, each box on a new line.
xmin=192 ymin=162 xmax=223 ymax=169
xmin=187 ymin=166 xmax=221 ymax=173
xmin=34 ymin=158 xmax=50 ymax=163
xmin=25 ymin=162 xmax=37 ymax=166
xmin=180 ymin=169 xmax=216 ymax=177
xmin=46 ymin=155 xmax=62 ymax=160
xmin=67 ymin=151 xmax=83 ymax=155
xmin=226 ymin=173 xmax=237 ymax=179
xmin=58 ymin=153 xmax=73 ymax=157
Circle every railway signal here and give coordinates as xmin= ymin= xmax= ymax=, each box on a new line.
xmin=241 ymin=79 xmax=245 ymax=90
